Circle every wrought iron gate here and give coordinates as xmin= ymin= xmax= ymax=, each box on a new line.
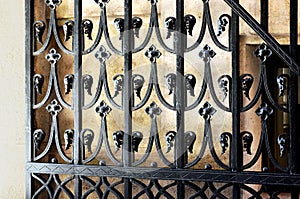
xmin=26 ymin=0 xmax=300 ymax=198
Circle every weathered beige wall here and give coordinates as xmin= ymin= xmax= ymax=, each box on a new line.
xmin=0 ymin=0 xmax=25 ymax=198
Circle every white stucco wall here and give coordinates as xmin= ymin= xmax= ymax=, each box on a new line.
xmin=0 ymin=0 xmax=25 ymax=198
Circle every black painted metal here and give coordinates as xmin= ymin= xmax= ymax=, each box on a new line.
xmin=231 ymin=0 xmax=241 ymax=198
xmin=289 ymin=3 xmax=300 ymax=199
xmin=26 ymin=162 xmax=300 ymax=186
xmin=73 ymin=1 xmax=83 ymax=197
xmin=26 ymin=0 xmax=300 ymax=198
xmin=175 ymin=0 xmax=186 ymax=198
xmin=25 ymin=0 xmax=34 ymax=198
xmin=123 ymin=0 xmax=133 ymax=198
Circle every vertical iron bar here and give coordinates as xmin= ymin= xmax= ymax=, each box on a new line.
xmin=260 ymin=0 xmax=268 ymax=30
xmin=175 ymin=0 xmax=186 ymax=198
xmin=25 ymin=0 xmax=34 ymax=198
xmin=73 ymin=0 xmax=83 ymax=198
xmin=260 ymin=0 xmax=269 ymax=173
xmin=123 ymin=0 xmax=133 ymax=198
xmin=289 ymin=0 xmax=299 ymax=179
xmin=231 ymin=0 xmax=241 ymax=198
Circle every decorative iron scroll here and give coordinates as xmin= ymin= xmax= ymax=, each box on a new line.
xmin=26 ymin=0 xmax=300 ymax=198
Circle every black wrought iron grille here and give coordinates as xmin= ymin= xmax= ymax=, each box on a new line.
xmin=26 ymin=0 xmax=300 ymax=198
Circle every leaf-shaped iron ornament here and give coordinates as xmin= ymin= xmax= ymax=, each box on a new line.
xmin=145 ymin=102 xmax=162 ymax=119
xmin=63 ymin=20 xmax=74 ymax=42
xmin=83 ymin=130 xmax=94 ymax=154
xmin=254 ymin=43 xmax=272 ymax=63
xmin=132 ymin=74 xmax=145 ymax=100
xmin=184 ymin=14 xmax=196 ymax=36
xmin=33 ymin=129 xmax=46 ymax=151
xmin=145 ymin=45 xmax=162 ymax=63
xmin=114 ymin=18 xmax=124 ymax=40
xmin=185 ymin=131 xmax=196 ymax=153
xmin=218 ymin=75 xmax=231 ymax=102
xmin=132 ymin=17 xmax=143 ymax=38
xmin=241 ymin=131 xmax=253 ymax=155
xmin=82 ymin=74 xmax=93 ymax=96
xmin=240 ymin=74 xmax=253 ymax=100
xmin=164 ymin=17 xmax=176 ymax=39
xmin=277 ymin=74 xmax=289 ymax=97
xmin=219 ymin=132 xmax=232 ymax=154
xmin=33 ymin=20 xmax=46 ymax=44
xmin=199 ymin=102 xmax=217 ymax=120
xmin=112 ymin=130 xmax=124 ymax=151
xmin=165 ymin=131 xmax=196 ymax=153
xmin=199 ymin=45 xmax=216 ymax=63
xmin=132 ymin=131 xmax=143 ymax=152
xmin=185 ymin=74 xmax=196 ymax=97
xmin=95 ymin=101 xmax=112 ymax=118
xmin=64 ymin=129 xmax=74 ymax=150
xmin=82 ymin=19 xmax=93 ymax=40
xmin=165 ymin=131 xmax=176 ymax=153
xmin=277 ymin=134 xmax=289 ymax=157
xmin=112 ymin=74 xmax=124 ymax=98
xmin=45 ymin=0 xmax=62 ymax=10
xmin=255 ymin=102 xmax=273 ymax=120
xmin=94 ymin=0 xmax=110 ymax=8
xmin=165 ymin=73 xmax=176 ymax=95
xmin=217 ymin=14 xmax=230 ymax=36
xmin=46 ymin=99 xmax=62 ymax=116
xmin=33 ymin=74 xmax=44 ymax=95
xmin=64 ymin=74 xmax=74 ymax=95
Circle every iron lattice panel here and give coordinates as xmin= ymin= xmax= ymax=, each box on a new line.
xmin=26 ymin=0 xmax=300 ymax=198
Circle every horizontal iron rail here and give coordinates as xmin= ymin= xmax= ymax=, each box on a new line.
xmin=27 ymin=163 xmax=300 ymax=186
xmin=224 ymin=0 xmax=300 ymax=74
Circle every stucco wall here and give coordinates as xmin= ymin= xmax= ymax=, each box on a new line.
xmin=0 ymin=0 xmax=25 ymax=198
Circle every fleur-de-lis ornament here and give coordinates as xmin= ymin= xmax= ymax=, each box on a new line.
xmin=199 ymin=45 xmax=216 ymax=63
xmin=199 ymin=102 xmax=217 ymax=120
xmin=95 ymin=46 xmax=111 ymax=64
xmin=95 ymin=101 xmax=112 ymax=118
xmin=94 ymin=0 xmax=110 ymax=9
xmin=46 ymin=99 xmax=62 ymax=116
xmin=254 ymin=43 xmax=272 ymax=63
xmin=45 ymin=48 xmax=61 ymax=65
xmin=45 ymin=0 xmax=62 ymax=10
xmin=255 ymin=102 xmax=273 ymax=120
xmin=145 ymin=102 xmax=162 ymax=119
xmin=145 ymin=45 xmax=162 ymax=63
xmin=148 ymin=0 xmax=158 ymax=5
